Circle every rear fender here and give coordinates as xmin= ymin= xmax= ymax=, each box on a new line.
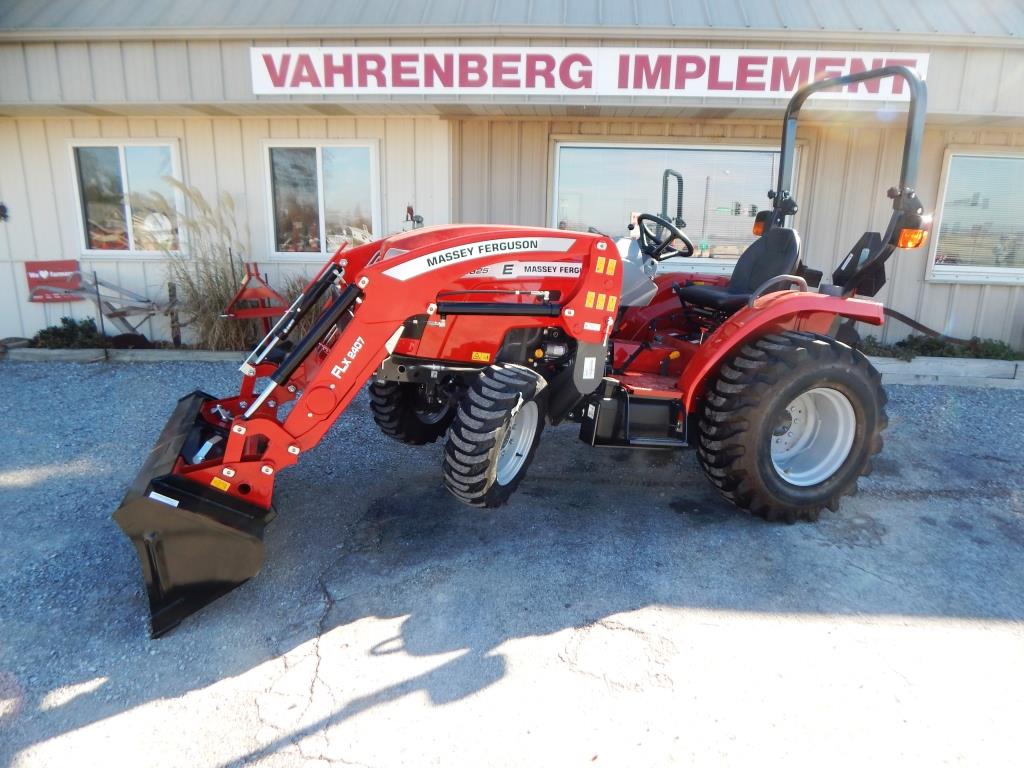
xmin=678 ymin=291 xmax=884 ymax=412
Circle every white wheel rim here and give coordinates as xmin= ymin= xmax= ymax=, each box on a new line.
xmin=770 ymin=387 xmax=856 ymax=487
xmin=495 ymin=400 xmax=538 ymax=486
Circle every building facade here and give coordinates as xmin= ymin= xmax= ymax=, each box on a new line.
xmin=1 ymin=0 xmax=1022 ymax=347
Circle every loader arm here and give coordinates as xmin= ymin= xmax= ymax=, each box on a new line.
xmin=115 ymin=226 xmax=620 ymax=636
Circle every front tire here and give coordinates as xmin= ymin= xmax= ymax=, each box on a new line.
xmin=369 ymin=381 xmax=455 ymax=445
xmin=443 ymin=364 xmax=547 ymax=508
xmin=697 ymin=331 xmax=886 ymax=522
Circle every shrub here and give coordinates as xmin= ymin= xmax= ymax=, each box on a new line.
xmin=278 ymin=272 xmax=329 ymax=338
xmin=861 ymin=334 xmax=1022 ymax=361
xmin=31 ymin=317 xmax=108 ymax=349
xmin=158 ymin=181 xmax=260 ymax=351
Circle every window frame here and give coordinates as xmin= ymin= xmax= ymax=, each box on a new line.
xmin=68 ymin=138 xmax=184 ymax=258
xmin=926 ymin=145 xmax=1024 ymax=286
xmin=263 ymin=139 xmax=382 ymax=260
xmin=549 ymin=138 xmax=802 ymax=275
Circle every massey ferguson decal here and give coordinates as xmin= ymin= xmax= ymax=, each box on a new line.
xmin=382 ymin=237 xmax=575 ymax=282
xmin=464 ymin=261 xmax=583 ymax=279
xmin=252 ymin=47 xmax=928 ymax=100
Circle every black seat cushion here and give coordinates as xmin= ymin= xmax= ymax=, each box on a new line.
xmin=674 ymin=283 xmax=750 ymax=312
xmin=676 ymin=227 xmax=801 ymax=314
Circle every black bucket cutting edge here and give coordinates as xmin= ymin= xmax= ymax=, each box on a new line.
xmin=113 ymin=390 xmax=276 ymax=637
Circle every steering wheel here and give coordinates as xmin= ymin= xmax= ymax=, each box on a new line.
xmin=635 ymin=213 xmax=695 ymax=261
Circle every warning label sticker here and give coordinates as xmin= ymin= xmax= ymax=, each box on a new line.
xmin=382 ymin=237 xmax=574 ymax=281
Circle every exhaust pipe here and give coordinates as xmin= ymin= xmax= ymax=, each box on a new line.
xmin=113 ymin=391 xmax=275 ymax=637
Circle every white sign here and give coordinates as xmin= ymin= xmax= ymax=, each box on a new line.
xmin=382 ymin=237 xmax=575 ymax=281
xmin=252 ymin=47 xmax=928 ymax=100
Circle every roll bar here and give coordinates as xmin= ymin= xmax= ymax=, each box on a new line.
xmin=770 ymin=65 xmax=928 ymax=227
xmin=661 ymin=169 xmax=685 ymax=228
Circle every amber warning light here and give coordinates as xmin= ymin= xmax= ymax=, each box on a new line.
xmin=896 ymin=214 xmax=932 ymax=249
xmin=751 ymin=210 xmax=771 ymax=236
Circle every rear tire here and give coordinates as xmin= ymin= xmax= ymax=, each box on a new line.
xmin=369 ymin=381 xmax=454 ymax=445
xmin=697 ymin=331 xmax=887 ymax=523
xmin=443 ymin=364 xmax=547 ymax=508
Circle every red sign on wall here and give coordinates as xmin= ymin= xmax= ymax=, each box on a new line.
xmin=26 ymin=260 xmax=83 ymax=303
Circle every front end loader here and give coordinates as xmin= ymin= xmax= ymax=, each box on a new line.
xmin=115 ymin=66 xmax=932 ymax=636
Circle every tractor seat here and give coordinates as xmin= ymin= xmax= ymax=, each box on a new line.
xmin=675 ymin=227 xmax=801 ymax=313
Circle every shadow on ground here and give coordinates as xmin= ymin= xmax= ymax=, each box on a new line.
xmin=0 ymin=362 xmax=1022 ymax=765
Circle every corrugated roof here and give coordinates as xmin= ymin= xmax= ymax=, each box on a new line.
xmin=1 ymin=0 xmax=1022 ymax=40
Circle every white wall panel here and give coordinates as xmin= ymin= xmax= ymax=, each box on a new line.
xmin=121 ymin=41 xmax=158 ymax=102
xmin=55 ymin=42 xmax=92 ymax=102
xmin=22 ymin=43 xmax=61 ymax=102
xmin=89 ymin=42 xmax=126 ymax=103
xmin=0 ymin=115 xmax=451 ymax=340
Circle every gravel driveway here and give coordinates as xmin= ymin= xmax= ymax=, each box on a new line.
xmin=1 ymin=360 xmax=1023 ymax=767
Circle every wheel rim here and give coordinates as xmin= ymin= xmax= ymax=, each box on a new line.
xmin=770 ymin=387 xmax=856 ymax=487
xmin=413 ymin=386 xmax=452 ymax=425
xmin=414 ymin=401 xmax=451 ymax=425
xmin=495 ymin=401 xmax=538 ymax=485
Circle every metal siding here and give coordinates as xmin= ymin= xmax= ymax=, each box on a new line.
xmin=996 ymin=49 xmax=1024 ymax=115
xmin=457 ymin=120 xmax=490 ymax=222
xmin=0 ymin=119 xmax=35 ymax=261
xmin=187 ymin=40 xmax=225 ymax=103
xmin=518 ymin=121 xmax=550 ymax=224
xmin=220 ymin=38 xmax=254 ymax=101
xmin=23 ymin=42 xmax=61 ymax=102
xmin=10 ymin=118 xmax=61 ymax=331
xmin=211 ymin=118 xmax=249 ymax=249
xmin=384 ymin=118 xmax=415 ymax=232
xmin=0 ymin=260 xmax=25 ymax=336
xmin=43 ymin=118 xmax=77 ymax=266
xmin=959 ymin=48 xmax=1004 ymax=114
xmin=424 ymin=117 xmax=452 ymax=227
xmin=0 ymin=44 xmax=29 ymax=102
xmin=153 ymin=41 xmax=191 ymax=102
xmin=240 ymin=116 xmax=271 ymax=265
xmin=924 ymin=47 xmax=968 ymax=116
xmin=488 ymin=121 xmax=519 ymax=222
xmin=184 ymin=118 xmax=220 ymax=201
xmin=89 ymin=41 xmax=126 ymax=102
xmin=55 ymin=41 xmax=92 ymax=102
xmin=122 ymin=41 xmax=159 ymax=102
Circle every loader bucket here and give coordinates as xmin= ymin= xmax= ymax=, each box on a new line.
xmin=113 ymin=391 xmax=275 ymax=637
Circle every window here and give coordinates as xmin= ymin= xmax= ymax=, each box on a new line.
xmin=267 ymin=143 xmax=378 ymax=256
xmin=929 ymin=151 xmax=1024 ymax=284
xmin=73 ymin=143 xmax=180 ymax=253
xmin=553 ymin=143 xmax=784 ymax=268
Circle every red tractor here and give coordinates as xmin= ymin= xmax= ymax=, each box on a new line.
xmin=115 ymin=67 xmax=931 ymax=635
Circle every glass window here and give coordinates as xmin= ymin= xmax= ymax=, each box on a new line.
xmin=269 ymin=145 xmax=375 ymax=255
xmin=125 ymin=146 xmax=179 ymax=251
xmin=931 ymin=154 xmax=1024 ymax=281
xmin=73 ymin=144 xmax=179 ymax=252
xmin=554 ymin=144 xmax=781 ymax=260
